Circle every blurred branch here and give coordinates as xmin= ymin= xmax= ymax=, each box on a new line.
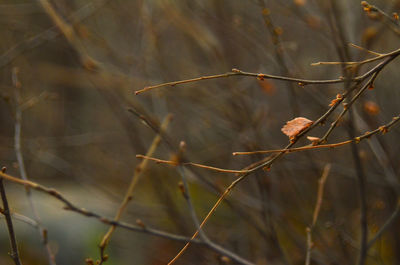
xmin=12 ymin=67 xmax=56 ymax=265
xmin=0 ymin=210 xmax=38 ymax=228
xmin=37 ymin=0 xmax=98 ymax=69
xmin=0 ymin=167 xmax=23 ymax=265
xmin=0 ymin=0 xmax=107 ymax=68
xmin=305 ymin=164 xmax=331 ymax=265
xmin=257 ymin=0 xmax=299 ymax=116
xmin=98 ymin=114 xmax=173 ymax=264
xmin=367 ymin=200 xmax=400 ymax=249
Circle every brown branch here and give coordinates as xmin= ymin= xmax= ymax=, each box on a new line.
xmin=233 ymin=140 xmax=352 ymax=156
xmin=311 ymin=46 xmax=400 ymax=67
xmin=0 ymin=170 xmax=206 ymax=245
xmin=135 ymin=68 xmax=351 ymax=95
xmin=135 ymin=45 xmax=400 ymax=96
xmin=136 ymin=154 xmax=250 ymax=174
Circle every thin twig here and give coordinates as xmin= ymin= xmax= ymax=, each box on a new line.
xmin=136 ymin=154 xmax=250 ymax=174
xmin=233 ymin=114 xmax=400 ymax=156
xmin=310 ymin=47 xmax=400 ymax=67
xmin=135 ymin=69 xmax=351 ymax=95
xmin=233 ymin=140 xmax=352 ymax=155
xmin=348 ymin=43 xmax=381 ymax=56
xmin=0 ymin=167 xmax=23 ymax=265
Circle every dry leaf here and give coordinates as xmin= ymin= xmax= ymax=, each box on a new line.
xmin=281 ymin=117 xmax=313 ymax=139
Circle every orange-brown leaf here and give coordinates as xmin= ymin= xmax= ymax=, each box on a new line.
xmin=281 ymin=117 xmax=313 ymax=139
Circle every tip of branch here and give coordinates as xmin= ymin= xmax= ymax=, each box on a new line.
xmin=310 ymin=62 xmax=321 ymax=66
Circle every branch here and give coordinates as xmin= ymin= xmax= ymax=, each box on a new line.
xmin=305 ymin=164 xmax=331 ymax=265
xmin=367 ymin=200 xmax=400 ymax=249
xmin=233 ymin=114 xmax=400 ymax=156
xmin=12 ymin=67 xmax=56 ymax=265
xmin=135 ymin=46 xmax=400 ymax=95
xmin=0 ymin=167 xmax=23 ymax=265
xmin=0 ymin=170 xmax=206 ymax=244
xmin=38 ymin=0 xmax=99 ymax=69
xmin=0 ymin=0 xmax=108 ymax=69
xmin=136 ymin=154 xmax=250 ymax=174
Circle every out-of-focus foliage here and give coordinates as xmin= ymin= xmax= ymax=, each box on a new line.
xmin=1 ymin=0 xmax=400 ymax=264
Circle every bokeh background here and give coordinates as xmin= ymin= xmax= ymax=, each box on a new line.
xmin=1 ymin=0 xmax=400 ymax=264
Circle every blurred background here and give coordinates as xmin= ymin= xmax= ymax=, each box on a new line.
xmin=1 ymin=0 xmax=400 ymax=264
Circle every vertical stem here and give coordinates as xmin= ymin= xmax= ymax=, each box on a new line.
xmin=347 ymin=108 xmax=368 ymax=265
xmin=13 ymin=67 xmax=56 ymax=265
xmin=0 ymin=168 xmax=23 ymax=265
